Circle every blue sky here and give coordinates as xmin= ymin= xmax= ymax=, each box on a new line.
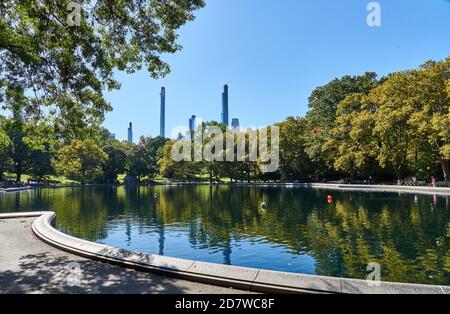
xmin=103 ymin=0 xmax=450 ymax=141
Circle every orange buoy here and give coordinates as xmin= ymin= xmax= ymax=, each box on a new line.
xmin=327 ymin=195 xmax=333 ymax=203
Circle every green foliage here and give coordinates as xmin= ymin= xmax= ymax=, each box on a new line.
xmin=126 ymin=136 xmax=168 ymax=182
xmin=102 ymin=141 xmax=129 ymax=183
xmin=276 ymin=117 xmax=312 ymax=181
xmin=325 ymin=93 xmax=376 ymax=175
xmin=0 ymin=0 xmax=205 ymax=137
xmin=304 ymin=72 xmax=379 ymax=178
xmin=0 ymin=126 xmax=11 ymax=180
xmin=0 ymin=55 xmax=448 ymax=184
xmin=54 ymin=139 xmax=108 ymax=184
xmin=158 ymin=140 xmax=195 ymax=180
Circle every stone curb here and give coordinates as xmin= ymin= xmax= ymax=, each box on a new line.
xmin=2 ymin=184 xmax=450 ymax=196
xmin=0 ymin=186 xmax=32 ymax=192
xmin=0 ymin=211 xmax=49 ymax=219
xmin=5 ymin=211 xmax=442 ymax=295
xmin=281 ymin=183 xmax=450 ymax=196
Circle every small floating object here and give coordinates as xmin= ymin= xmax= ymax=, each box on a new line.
xmin=261 ymin=202 xmax=267 ymax=210
xmin=327 ymin=195 xmax=333 ymax=203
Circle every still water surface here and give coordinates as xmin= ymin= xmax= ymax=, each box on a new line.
xmin=0 ymin=186 xmax=449 ymax=285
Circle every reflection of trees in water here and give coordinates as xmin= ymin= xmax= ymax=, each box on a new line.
xmin=0 ymin=188 xmax=448 ymax=284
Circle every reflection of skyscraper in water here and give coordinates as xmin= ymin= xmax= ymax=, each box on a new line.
xmin=158 ymin=224 xmax=165 ymax=256
xmin=127 ymin=122 xmax=133 ymax=143
xmin=223 ymin=242 xmax=232 ymax=265
xmin=125 ymin=220 xmax=131 ymax=244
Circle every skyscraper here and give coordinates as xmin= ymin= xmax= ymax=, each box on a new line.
xmin=177 ymin=132 xmax=185 ymax=140
xmin=127 ymin=122 xmax=133 ymax=143
xmin=189 ymin=115 xmax=197 ymax=131
xmin=231 ymin=118 xmax=240 ymax=132
xmin=160 ymin=87 xmax=165 ymax=138
xmin=221 ymin=84 xmax=229 ymax=126
xmin=108 ymin=132 xmax=116 ymax=141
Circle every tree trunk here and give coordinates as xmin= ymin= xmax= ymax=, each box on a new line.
xmin=440 ymin=159 xmax=449 ymax=181
xmin=281 ymin=169 xmax=287 ymax=183
xmin=16 ymin=169 xmax=22 ymax=183
xmin=393 ymin=167 xmax=402 ymax=185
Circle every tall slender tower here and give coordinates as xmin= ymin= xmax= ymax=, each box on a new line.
xmin=160 ymin=87 xmax=166 ymax=138
xmin=189 ymin=115 xmax=197 ymax=131
xmin=127 ymin=122 xmax=133 ymax=143
xmin=221 ymin=84 xmax=229 ymax=126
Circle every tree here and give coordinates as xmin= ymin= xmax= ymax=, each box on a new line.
xmin=0 ymin=127 xmax=10 ymax=181
xmin=142 ymin=136 xmax=168 ymax=177
xmin=325 ymin=93 xmax=379 ymax=178
xmin=409 ymin=58 xmax=450 ymax=180
xmin=28 ymin=144 xmax=54 ymax=183
xmin=158 ymin=140 xmax=195 ymax=180
xmin=54 ymin=139 xmax=108 ymax=184
xmin=304 ymin=72 xmax=379 ymax=177
xmin=102 ymin=141 xmax=128 ymax=183
xmin=368 ymin=72 xmax=418 ymax=182
xmin=276 ymin=117 xmax=312 ymax=181
xmin=200 ymin=121 xmax=227 ymax=183
xmin=0 ymin=0 xmax=205 ymax=136
xmin=126 ymin=136 xmax=167 ymax=182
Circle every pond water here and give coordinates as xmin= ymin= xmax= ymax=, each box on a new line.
xmin=1 ymin=186 xmax=449 ymax=285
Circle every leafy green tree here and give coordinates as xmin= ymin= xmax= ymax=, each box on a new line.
xmin=368 ymin=71 xmax=418 ymax=181
xmin=409 ymin=58 xmax=450 ymax=180
xmin=26 ymin=119 xmax=58 ymax=182
xmin=0 ymin=127 xmax=11 ymax=181
xmin=200 ymin=121 xmax=228 ymax=183
xmin=102 ymin=141 xmax=129 ymax=183
xmin=126 ymin=136 xmax=167 ymax=182
xmin=54 ymin=139 xmax=108 ymax=184
xmin=158 ymin=140 xmax=195 ymax=180
xmin=0 ymin=0 xmax=205 ymax=136
xmin=28 ymin=144 xmax=54 ymax=183
xmin=325 ymin=93 xmax=378 ymax=177
xmin=305 ymin=72 xmax=379 ymax=177
xmin=276 ymin=117 xmax=312 ymax=181
xmin=142 ymin=136 xmax=168 ymax=177
xmin=126 ymin=144 xmax=148 ymax=183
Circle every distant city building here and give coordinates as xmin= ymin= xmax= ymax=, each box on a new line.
xmin=127 ymin=122 xmax=133 ymax=143
xmin=231 ymin=118 xmax=240 ymax=132
xmin=108 ymin=132 xmax=116 ymax=140
xmin=221 ymin=84 xmax=229 ymax=126
xmin=160 ymin=87 xmax=166 ymax=138
xmin=189 ymin=115 xmax=197 ymax=131
xmin=177 ymin=132 xmax=185 ymax=140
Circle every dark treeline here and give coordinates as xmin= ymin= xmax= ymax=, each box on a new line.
xmin=0 ymin=57 xmax=448 ymax=185
xmin=1 ymin=3 xmax=447 ymax=186
xmin=160 ymin=57 xmax=450 ymax=185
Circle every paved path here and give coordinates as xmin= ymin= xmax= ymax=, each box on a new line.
xmin=0 ymin=218 xmax=250 ymax=294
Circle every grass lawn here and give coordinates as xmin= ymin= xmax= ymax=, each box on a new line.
xmin=3 ymin=173 xmax=79 ymax=185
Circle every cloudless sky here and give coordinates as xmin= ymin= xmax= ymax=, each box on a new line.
xmin=103 ymin=0 xmax=450 ymax=141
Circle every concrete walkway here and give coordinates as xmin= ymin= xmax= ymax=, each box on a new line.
xmin=0 ymin=217 xmax=250 ymax=294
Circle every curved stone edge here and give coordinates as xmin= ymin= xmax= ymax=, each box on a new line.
xmin=285 ymin=183 xmax=450 ymax=196
xmin=0 ymin=211 xmax=444 ymax=294
xmin=2 ymin=183 xmax=449 ymax=196
xmin=0 ymin=211 xmax=49 ymax=219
